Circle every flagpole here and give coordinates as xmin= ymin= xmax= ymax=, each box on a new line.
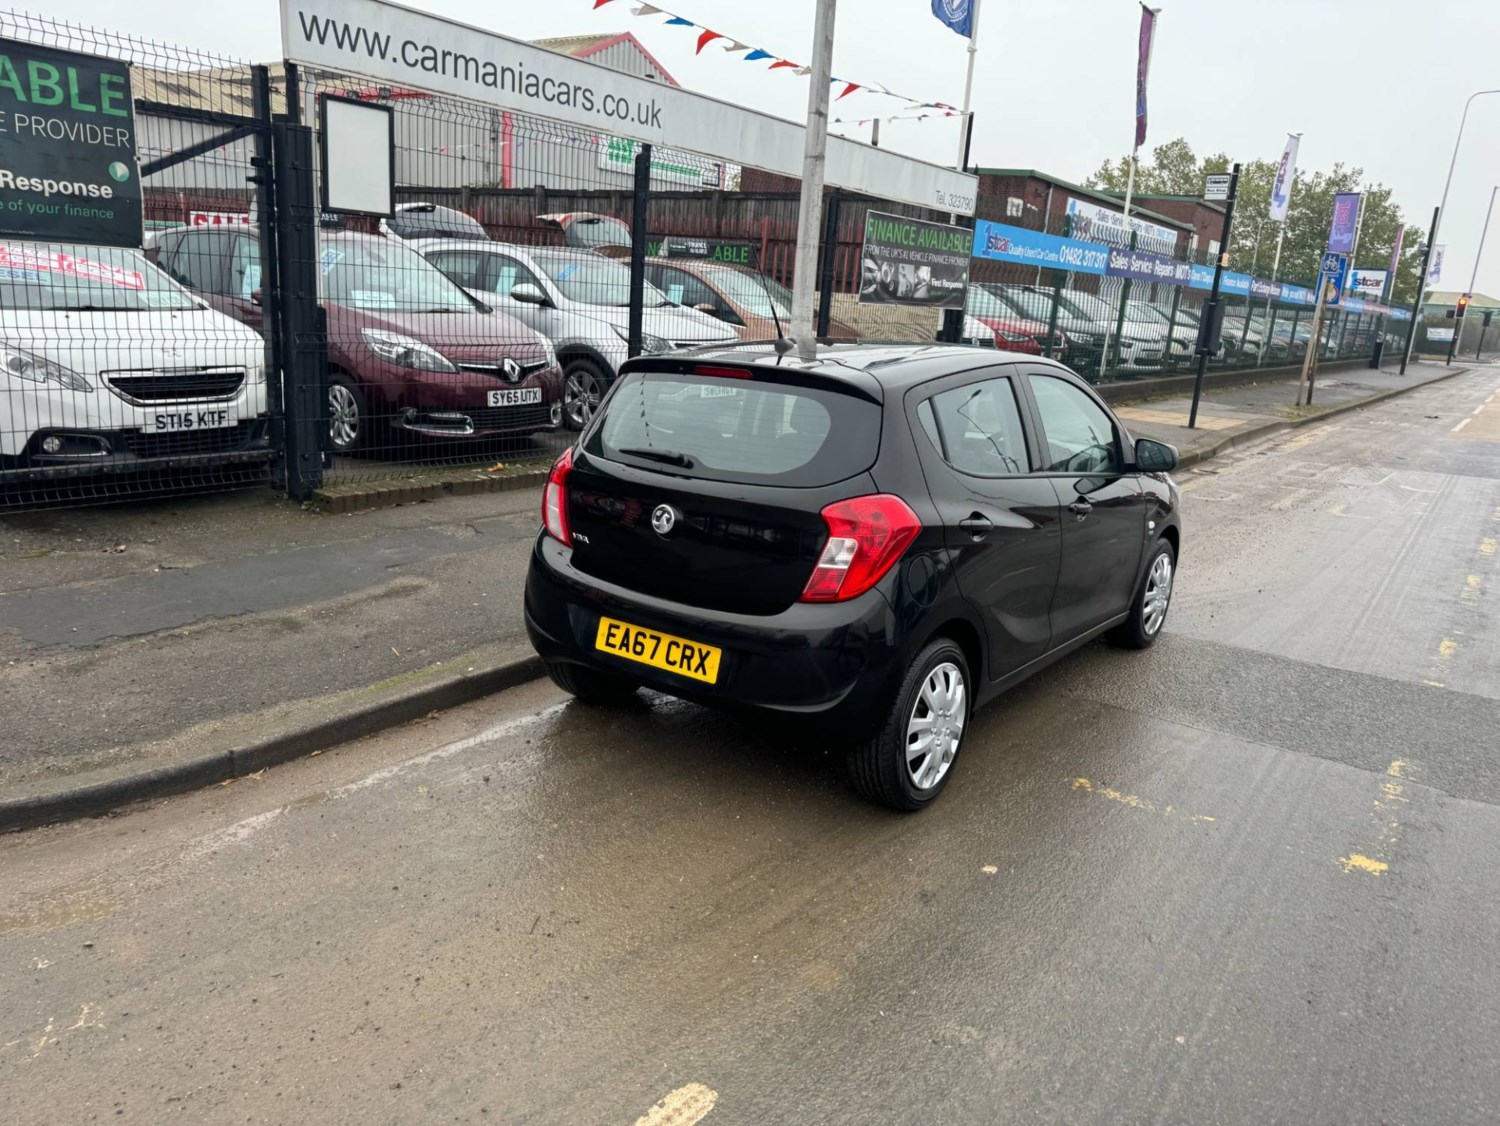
xmin=789 ymin=0 xmax=837 ymax=361
xmin=955 ymin=0 xmax=983 ymax=170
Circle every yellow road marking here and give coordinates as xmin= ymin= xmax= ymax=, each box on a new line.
xmin=1424 ymin=680 xmax=1446 ymax=688
xmin=1387 ymin=760 xmax=1408 ymax=777
xmin=1482 ymin=538 xmax=1497 ymax=557
xmin=633 ymin=1083 xmax=718 ymax=1126
xmin=1438 ymin=638 xmax=1458 ymax=660
xmin=1069 ymin=777 xmax=1214 ymax=823
xmin=1340 ymin=854 xmax=1389 ymax=876
xmin=1454 ymin=417 xmax=1472 ymax=433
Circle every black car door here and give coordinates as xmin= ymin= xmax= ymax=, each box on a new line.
xmin=1018 ymin=368 xmax=1147 ymax=640
xmin=908 ymin=367 xmax=1063 ymax=680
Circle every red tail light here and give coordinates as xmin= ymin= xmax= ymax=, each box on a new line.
xmin=799 ymin=494 xmax=922 ymax=603
xmin=543 ymin=447 xmax=573 ymax=546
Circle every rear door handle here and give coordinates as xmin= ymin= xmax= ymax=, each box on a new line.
xmin=959 ymin=514 xmax=993 ymax=537
xmin=1068 ymin=500 xmax=1093 ymax=518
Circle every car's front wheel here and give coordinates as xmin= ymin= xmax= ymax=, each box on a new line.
xmin=1111 ymin=538 xmax=1176 ymax=649
xmin=328 ymin=373 xmax=370 ymax=454
xmin=562 ymin=359 xmax=611 ymax=431
xmin=847 ymin=639 xmax=970 ymax=811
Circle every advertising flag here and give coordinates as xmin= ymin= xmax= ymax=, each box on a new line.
xmin=1427 ymin=245 xmax=1445 ymax=285
xmin=1269 ymin=133 xmax=1300 ymax=222
xmin=1135 ymin=6 xmax=1159 ymax=148
xmin=931 ymin=0 xmax=974 ymax=37
xmin=1328 ymin=192 xmax=1361 ymax=255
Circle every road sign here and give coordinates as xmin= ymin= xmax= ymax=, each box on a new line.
xmin=1204 ymin=174 xmax=1232 ymax=202
xmin=1321 ymin=252 xmax=1348 ymax=307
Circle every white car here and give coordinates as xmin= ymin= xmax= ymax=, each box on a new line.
xmin=412 ymin=239 xmax=738 ymax=428
xmin=0 ymin=240 xmax=267 ymax=472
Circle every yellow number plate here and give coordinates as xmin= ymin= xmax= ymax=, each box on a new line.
xmin=594 ymin=616 xmax=722 ymax=684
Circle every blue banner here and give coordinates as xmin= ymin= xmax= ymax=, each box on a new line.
xmin=1187 ymin=264 xmax=1252 ymax=296
xmin=1104 ymin=245 xmax=1194 ymax=285
xmin=1278 ymin=283 xmax=1314 ymax=306
xmin=972 ymin=220 xmax=1109 ymax=275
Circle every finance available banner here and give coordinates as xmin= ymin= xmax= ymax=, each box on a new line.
xmin=859 ymin=211 xmax=970 ymax=310
xmin=0 ymin=38 xmax=142 ymax=247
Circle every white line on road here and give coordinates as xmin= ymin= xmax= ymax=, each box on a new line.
xmin=1453 ymin=417 xmax=1472 ymax=433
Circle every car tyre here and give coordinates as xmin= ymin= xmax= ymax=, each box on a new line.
xmin=328 ymin=372 xmax=372 ymax=455
xmin=545 ymin=659 xmax=639 ymax=705
xmin=1111 ymin=538 xmax=1176 ymax=650
xmin=562 ymin=358 xmax=610 ymax=431
xmin=847 ymin=638 xmax=970 ymax=812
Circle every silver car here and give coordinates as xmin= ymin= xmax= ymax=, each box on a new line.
xmin=414 ymin=239 xmax=738 ymax=428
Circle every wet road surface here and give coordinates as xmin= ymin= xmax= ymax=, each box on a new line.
xmin=3 ymin=368 xmax=1500 ymax=1124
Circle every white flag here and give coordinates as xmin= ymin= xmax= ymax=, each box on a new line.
xmin=1269 ymin=133 xmax=1300 ymax=222
xmin=1428 ymin=245 xmax=1446 ymax=285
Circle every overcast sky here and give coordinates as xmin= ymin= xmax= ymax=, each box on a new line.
xmin=51 ymin=0 xmax=1500 ymax=296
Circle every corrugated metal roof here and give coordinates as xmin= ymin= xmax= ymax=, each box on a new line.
xmin=532 ymin=33 xmax=616 ymax=55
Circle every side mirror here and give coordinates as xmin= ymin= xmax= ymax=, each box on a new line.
xmin=1134 ymin=437 xmax=1178 ymax=473
xmin=250 ymin=289 xmax=263 ymax=306
xmin=510 ymin=283 xmax=550 ymax=307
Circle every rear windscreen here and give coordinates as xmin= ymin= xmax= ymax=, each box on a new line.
xmin=587 ymin=372 xmax=880 ymax=486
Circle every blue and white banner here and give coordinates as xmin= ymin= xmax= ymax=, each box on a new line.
xmin=972 ymin=220 xmax=1109 ymax=275
xmin=1104 ymin=245 xmax=1193 ymax=284
xmin=1187 ymin=263 xmax=1252 ymax=296
xmin=931 ymin=0 xmax=974 ymax=37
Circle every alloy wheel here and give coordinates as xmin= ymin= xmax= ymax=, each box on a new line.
xmin=1143 ymin=551 xmax=1174 ymax=636
xmin=329 ymin=383 xmax=359 ymax=451
xmin=564 ymin=371 xmax=602 ymax=428
xmin=906 ymin=662 xmax=966 ymax=791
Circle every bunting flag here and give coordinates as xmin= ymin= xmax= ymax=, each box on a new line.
xmin=588 ymin=0 xmax=954 ymax=115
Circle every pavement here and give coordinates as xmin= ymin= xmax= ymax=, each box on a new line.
xmin=2 ymin=363 xmax=1499 ymax=1122
xmin=0 ymin=357 xmax=1475 ymax=828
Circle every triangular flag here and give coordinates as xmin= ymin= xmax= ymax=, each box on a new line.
xmin=768 ymin=59 xmax=798 ymax=70
xmin=723 ymin=40 xmax=750 ymax=53
xmin=593 ymin=0 xmax=615 ymax=7
xmin=696 ymin=29 xmax=725 ymax=53
xmin=743 ymin=48 xmax=773 ymax=61
xmin=794 ymin=66 xmax=812 ymax=75
xmin=837 ymin=82 xmax=860 ymax=99
xmin=632 ymin=3 xmax=661 ymax=12
xmin=665 ymin=16 xmax=693 ymax=25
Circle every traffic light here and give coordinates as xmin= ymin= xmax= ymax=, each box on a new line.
xmin=1457 ymin=293 xmax=1471 ymax=319
xmin=1485 ymin=310 xmax=1495 ymax=328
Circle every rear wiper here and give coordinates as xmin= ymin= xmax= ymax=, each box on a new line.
xmin=619 ymin=447 xmax=694 ymax=468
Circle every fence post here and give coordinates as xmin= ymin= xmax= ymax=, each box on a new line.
xmin=1236 ymin=295 xmax=1253 ymax=367
xmin=249 ymin=64 xmax=284 ymax=491
xmin=816 ymin=191 xmax=841 ymax=338
xmin=271 ymin=121 xmax=325 ymax=500
xmin=1045 ymin=279 xmax=1063 ymax=359
xmin=627 ymin=144 xmax=652 ymax=358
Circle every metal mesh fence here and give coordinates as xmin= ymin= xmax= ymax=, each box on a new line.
xmin=0 ymin=12 xmax=277 ymax=511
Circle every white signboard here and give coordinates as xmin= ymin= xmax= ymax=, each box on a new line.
xmin=598 ymin=136 xmax=722 ymax=189
xmin=1427 ymin=326 xmax=1455 ymax=343
xmin=281 ymin=0 xmax=978 ymax=214
xmin=1204 ymin=174 xmax=1232 ymax=201
xmin=1348 ymin=268 xmax=1387 ymax=300
xmin=1065 ymin=196 xmax=1178 ymax=253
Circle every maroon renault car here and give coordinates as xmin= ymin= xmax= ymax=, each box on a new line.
xmin=150 ymin=226 xmax=563 ymax=453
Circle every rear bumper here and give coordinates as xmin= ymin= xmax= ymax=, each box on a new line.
xmin=524 ymin=535 xmax=901 ymax=725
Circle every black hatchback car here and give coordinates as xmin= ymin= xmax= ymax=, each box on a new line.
xmin=525 ymin=344 xmax=1182 ymax=810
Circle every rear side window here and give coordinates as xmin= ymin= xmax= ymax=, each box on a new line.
xmin=587 ymin=371 xmax=880 ymax=486
xmin=918 ymin=377 xmax=1031 ymax=475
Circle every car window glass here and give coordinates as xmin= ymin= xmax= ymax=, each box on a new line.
xmin=662 ymin=268 xmax=717 ymax=310
xmin=923 ymin=377 xmax=1030 ymax=475
xmin=428 ymin=250 xmax=485 ymax=290
xmin=486 ymin=254 xmax=544 ymax=298
xmin=1028 ymin=374 xmax=1122 ymax=474
xmin=228 ymin=237 xmax=261 ymax=299
xmin=167 ymin=233 xmax=226 ymax=293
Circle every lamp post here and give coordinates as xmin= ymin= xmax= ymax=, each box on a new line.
xmin=1451 ymin=184 xmax=1499 ymax=362
xmin=1401 ymin=88 xmax=1500 ymax=373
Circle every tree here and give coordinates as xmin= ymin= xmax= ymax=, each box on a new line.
xmin=1085 ymin=138 xmax=1426 ymax=305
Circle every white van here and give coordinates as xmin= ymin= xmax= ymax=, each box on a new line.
xmin=0 ymin=240 xmax=268 ymax=470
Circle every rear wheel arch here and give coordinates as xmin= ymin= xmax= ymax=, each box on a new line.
xmin=918 ymin=615 xmax=985 ymax=689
